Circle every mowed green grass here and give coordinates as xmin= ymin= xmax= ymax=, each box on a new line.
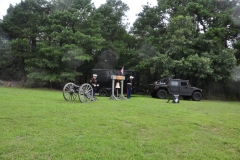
xmin=0 ymin=87 xmax=240 ymax=159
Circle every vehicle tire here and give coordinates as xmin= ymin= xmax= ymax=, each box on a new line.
xmin=99 ymin=89 xmax=108 ymax=96
xmin=156 ymin=89 xmax=167 ymax=99
xmin=183 ymin=96 xmax=191 ymax=100
xmin=192 ymin=92 xmax=202 ymax=101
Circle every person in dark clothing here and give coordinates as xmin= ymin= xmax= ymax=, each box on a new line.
xmin=90 ymin=74 xmax=99 ymax=96
xmin=127 ymin=76 xmax=134 ymax=98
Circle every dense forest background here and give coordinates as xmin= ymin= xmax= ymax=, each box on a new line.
xmin=0 ymin=0 xmax=240 ymax=100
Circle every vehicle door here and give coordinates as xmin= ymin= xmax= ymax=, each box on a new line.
xmin=180 ymin=81 xmax=189 ymax=94
xmin=169 ymin=80 xmax=180 ymax=93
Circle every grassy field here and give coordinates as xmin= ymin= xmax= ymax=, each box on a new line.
xmin=0 ymin=87 xmax=240 ymax=159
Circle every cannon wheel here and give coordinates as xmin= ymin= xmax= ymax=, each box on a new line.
xmin=63 ymin=83 xmax=77 ymax=101
xmin=78 ymin=83 xmax=95 ymax=103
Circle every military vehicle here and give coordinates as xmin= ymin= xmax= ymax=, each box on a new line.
xmin=148 ymin=78 xmax=202 ymax=101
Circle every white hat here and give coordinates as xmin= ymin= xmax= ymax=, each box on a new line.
xmin=93 ymin=74 xmax=97 ymax=77
xmin=130 ymin=76 xmax=134 ymax=79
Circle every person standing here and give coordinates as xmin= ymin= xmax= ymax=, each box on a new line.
xmin=90 ymin=74 xmax=98 ymax=96
xmin=127 ymin=76 xmax=134 ymax=99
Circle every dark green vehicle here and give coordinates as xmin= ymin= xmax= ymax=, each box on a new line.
xmin=148 ymin=78 xmax=203 ymax=101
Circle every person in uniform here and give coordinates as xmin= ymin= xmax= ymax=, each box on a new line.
xmin=127 ymin=76 xmax=134 ymax=98
xmin=90 ymin=74 xmax=99 ymax=96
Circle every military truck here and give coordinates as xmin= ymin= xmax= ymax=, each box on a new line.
xmin=148 ymin=78 xmax=202 ymax=101
xmin=92 ymin=69 xmax=140 ymax=96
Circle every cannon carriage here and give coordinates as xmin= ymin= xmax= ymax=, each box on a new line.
xmin=63 ymin=83 xmax=97 ymax=103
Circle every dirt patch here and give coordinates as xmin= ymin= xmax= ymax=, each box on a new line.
xmin=0 ymin=80 xmax=23 ymax=87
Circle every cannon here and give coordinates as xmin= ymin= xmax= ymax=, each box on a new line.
xmin=63 ymin=83 xmax=97 ymax=103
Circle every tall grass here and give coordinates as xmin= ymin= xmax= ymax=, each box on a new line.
xmin=0 ymin=87 xmax=240 ymax=159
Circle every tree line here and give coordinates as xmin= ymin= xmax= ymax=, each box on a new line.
xmin=0 ymin=0 xmax=240 ymax=99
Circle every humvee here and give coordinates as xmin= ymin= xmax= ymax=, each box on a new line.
xmin=148 ymin=78 xmax=202 ymax=101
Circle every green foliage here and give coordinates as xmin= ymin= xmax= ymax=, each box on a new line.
xmin=132 ymin=5 xmax=166 ymax=48
xmin=132 ymin=0 xmax=238 ymax=89
xmin=0 ymin=0 xmax=108 ymax=84
xmin=92 ymin=0 xmax=133 ymax=69
xmin=0 ymin=35 xmax=16 ymax=80
xmin=233 ymin=40 xmax=240 ymax=64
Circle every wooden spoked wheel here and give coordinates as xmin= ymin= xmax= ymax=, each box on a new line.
xmin=78 ymin=83 xmax=94 ymax=103
xmin=63 ymin=83 xmax=77 ymax=101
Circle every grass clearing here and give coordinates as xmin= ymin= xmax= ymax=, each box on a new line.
xmin=0 ymin=87 xmax=240 ymax=159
